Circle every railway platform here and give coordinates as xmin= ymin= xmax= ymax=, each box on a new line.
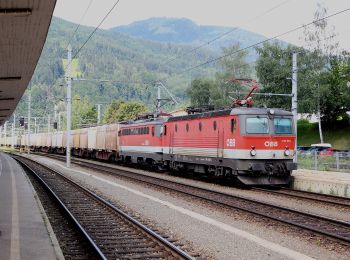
xmin=292 ymin=169 xmax=350 ymax=198
xmin=0 ymin=152 xmax=61 ymax=260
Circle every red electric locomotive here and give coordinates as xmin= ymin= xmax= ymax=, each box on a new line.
xmin=119 ymin=80 xmax=297 ymax=185
xmin=119 ymin=107 xmax=296 ymax=185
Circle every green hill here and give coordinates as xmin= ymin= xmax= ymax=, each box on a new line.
xmin=14 ymin=17 xmax=219 ymax=118
xmin=112 ymin=17 xmax=275 ymax=62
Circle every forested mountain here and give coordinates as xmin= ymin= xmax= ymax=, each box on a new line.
xmin=15 ymin=17 xmax=221 ymax=119
xmin=112 ymin=17 xmax=270 ymax=60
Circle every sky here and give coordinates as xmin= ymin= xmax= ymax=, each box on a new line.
xmin=53 ymin=0 xmax=350 ymax=50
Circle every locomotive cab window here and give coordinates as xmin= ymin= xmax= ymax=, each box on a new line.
xmin=246 ymin=117 xmax=269 ymax=134
xmin=152 ymin=127 xmax=155 ymax=136
xmin=230 ymin=119 xmax=236 ymax=133
xmin=163 ymin=125 xmax=167 ymax=135
xmin=213 ymin=121 xmax=217 ymax=130
xmin=274 ymin=117 xmax=292 ymax=134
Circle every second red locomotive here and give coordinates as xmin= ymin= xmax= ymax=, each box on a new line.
xmin=119 ymin=107 xmax=297 ymax=185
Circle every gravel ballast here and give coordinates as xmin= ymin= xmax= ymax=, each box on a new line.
xmin=23 ymin=154 xmax=350 ymax=260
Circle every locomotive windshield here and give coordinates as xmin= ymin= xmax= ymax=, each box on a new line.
xmin=246 ymin=117 xmax=269 ymax=134
xmin=274 ymin=117 xmax=292 ymax=134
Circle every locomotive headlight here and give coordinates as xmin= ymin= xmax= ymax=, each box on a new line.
xmin=284 ymin=149 xmax=291 ymax=156
xmin=269 ymin=109 xmax=275 ymax=115
xmin=250 ymin=149 xmax=257 ymax=156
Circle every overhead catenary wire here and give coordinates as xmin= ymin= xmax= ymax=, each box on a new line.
xmin=66 ymin=0 xmax=122 ymax=70
xmin=178 ymin=6 xmax=350 ymax=75
xmin=161 ymin=0 xmax=292 ymax=67
xmin=38 ymin=0 xmax=95 ymax=66
xmin=48 ymin=0 xmax=292 ymax=91
xmin=65 ymin=0 xmax=94 ymax=50
xmin=37 ymin=0 xmax=123 ymax=118
xmin=46 ymin=0 xmax=123 ymax=100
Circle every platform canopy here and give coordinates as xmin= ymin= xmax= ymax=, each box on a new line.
xmin=0 ymin=0 xmax=56 ymax=125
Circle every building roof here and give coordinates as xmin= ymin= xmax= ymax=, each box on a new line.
xmin=167 ymin=107 xmax=293 ymax=122
xmin=0 ymin=0 xmax=56 ymax=125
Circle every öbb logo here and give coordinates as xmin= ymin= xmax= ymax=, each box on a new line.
xmin=264 ymin=141 xmax=278 ymax=147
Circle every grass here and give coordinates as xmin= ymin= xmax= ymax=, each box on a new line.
xmin=298 ymin=121 xmax=350 ymax=150
xmin=62 ymin=58 xmax=82 ymax=78
xmin=0 ymin=146 xmax=16 ymax=153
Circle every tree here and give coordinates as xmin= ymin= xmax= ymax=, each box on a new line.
xmin=217 ymin=44 xmax=252 ymax=79
xmin=255 ymin=42 xmax=297 ymax=110
xmin=103 ymin=100 xmax=125 ymax=123
xmin=71 ymin=95 xmax=97 ymax=129
xmin=302 ymin=4 xmax=340 ymax=142
xmin=187 ymin=79 xmax=215 ymax=107
xmin=187 ymin=44 xmax=252 ymax=108
xmin=319 ymin=55 xmax=350 ymax=125
xmin=103 ymin=100 xmax=148 ymax=123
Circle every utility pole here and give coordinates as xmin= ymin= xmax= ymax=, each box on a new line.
xmin=97 ymin=104 xmax=101 ymax=124
xmin=58 ymin=113 xmax=61 ymax=131
xmin=66 ymin=44 xmax=72 ymax=168
xmin=156 ymin=82 xmax=161 ymax=114
xmin=155 ymin=81 xmax=179 ymax=114
xmin=11 ymin=114 xmax=15 ymax=149
xmin=4 ymin=122 xmax=7 ymax=142
xmin=27 ymin=91 xmax=31 ymax=154
xmin=34 ymin=117 xmax=37 ymax=133
xmin=317 ymin=83 xmax=324 ymax=144
xmin=47 ymin=115 xmax=51 ymax=133
xmin=292 ymin=52 xmax=298 ymax=163
xmin=54 ymin=104 xmax=57 ymax=129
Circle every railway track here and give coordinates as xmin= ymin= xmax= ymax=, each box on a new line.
xmin=30 ymin=152 xmax=350 ymax=245
xmin=38 ymin=152 xmax=350 ymax=209
xmin=253 ymin=187 xmax=350 ymax=208
xmin=13 ymin=155 xmax=194 ymax=260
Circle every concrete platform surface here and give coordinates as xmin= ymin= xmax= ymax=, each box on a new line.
xmin=292 ymin=169 xmax=350 ymax=198
xmin=0 ymin=152 xmax=57 ymax=260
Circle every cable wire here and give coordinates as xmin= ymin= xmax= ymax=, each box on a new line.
xmin=65 ymin=0 xmax=94 ymax=50
xmin=162 ymin=0 xmax=292 ymax=66
xmin=179 ymin=6 xmax=350 ymax=74
xmin=68 ymin=0 xmax=121 ymax=66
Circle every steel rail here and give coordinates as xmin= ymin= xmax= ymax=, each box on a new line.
xmin=14 ymin=157 xmax=107 ymax=260
xmin=14 ymin=155 xmax=194 ymax=260
xmin=253 ymin=187 xmax=350 ymax=208
xmin=35 ymin=153 xmax=350 ymax=244
xmin=48 ymin=152 xmax=350 ymax=208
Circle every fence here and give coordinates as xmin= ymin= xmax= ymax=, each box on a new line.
xmin=298 ymin=151 xmax=350 ymax=172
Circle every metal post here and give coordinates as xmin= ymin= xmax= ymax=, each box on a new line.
xmin=58 ymin=113 xmax=61 ymax=131
xmin=4 ymin=121 xmax=7 ymax=140
xmin=28 ymin=91 xmax=31 ymax=154
xmin=66 ymin=44 xmax=72 ymax=168
xmin=34 ymin=117 xmax=37 ymax=133
xmin=54 ymin=105 xmax=57 ymax=121
xmin=156 ymin=82 xmax=161 ymax=114
xmin=314 ymin=151 xmax=318 ymax=171
xmin=97 ymin=104 xmax=101 ymax=124
xmin=11 ymin=114 xmax=15 ymax=149
xmin=292 ymin=52 xmax=298 ymax=164
xmin=47 ymin=115 xmax=50 ymax=133
xmin=336 ymin=152 xmax=340 ymax=171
